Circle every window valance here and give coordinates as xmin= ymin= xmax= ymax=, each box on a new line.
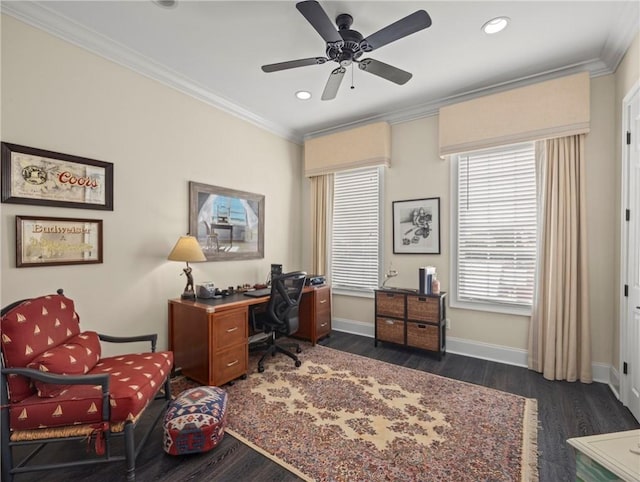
xmin=304 ymin=122 xmax=391 ymax=177
xmin=438 ymin=72 xmax=590 ymax=157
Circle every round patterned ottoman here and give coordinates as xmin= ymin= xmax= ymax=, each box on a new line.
xmin=163 ymin=386 xmax=228 ymax=455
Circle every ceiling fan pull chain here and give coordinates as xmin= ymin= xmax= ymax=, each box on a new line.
xmin=351 ymin=63 xmax=355 ymax=90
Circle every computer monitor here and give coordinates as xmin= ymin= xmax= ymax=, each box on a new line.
xmin=270 ymin=264 xmax=282 ymax=279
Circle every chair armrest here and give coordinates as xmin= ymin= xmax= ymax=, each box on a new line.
xmin=2 ymin=367 xmax=110 ymax=391
xmin=98 ymin=333 xmax=158 ymax=352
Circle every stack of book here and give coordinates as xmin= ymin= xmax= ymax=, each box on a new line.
xmin=419 ymin=266 xmax=437 ymax=295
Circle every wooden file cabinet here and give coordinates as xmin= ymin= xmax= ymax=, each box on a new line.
xmin=375 ymin=288 xmax=447 ymax=359
xmin=297 ymin=285 xmax=332 ymax=345
xmin=168 ymin=300 xmax=248 ymax=386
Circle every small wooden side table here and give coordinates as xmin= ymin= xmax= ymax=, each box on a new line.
xmin=567 ymin=429 xmax=640 ymax=481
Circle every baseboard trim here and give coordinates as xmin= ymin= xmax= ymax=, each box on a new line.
xmin=608 ymin=366 xmax=621 ymax=400
xmin=332 ymin=318 xmax=611 ymax=384
xmin=332 ymin=318 xmax=374 ymax=338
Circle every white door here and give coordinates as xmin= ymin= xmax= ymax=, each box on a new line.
xmin=622 ymin=85 xmax=640 ymax=422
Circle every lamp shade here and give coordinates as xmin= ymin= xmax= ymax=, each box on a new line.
xmin=167 ymin=236 xmax=206 ymax=262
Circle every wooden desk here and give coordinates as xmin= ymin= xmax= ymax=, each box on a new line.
xmin=168 ymin=284 xmax=331 ymax=386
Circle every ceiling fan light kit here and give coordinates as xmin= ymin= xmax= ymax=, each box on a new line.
xmin=262 ymin=0 xmax=432 ymax=101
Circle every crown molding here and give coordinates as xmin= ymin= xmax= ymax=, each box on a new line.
xmin=0 ymin=2 xmax=303 ymax=144
xmin=600 ymin=0 xmax=640 ymax=72
xmin=2 ymin=1 xmax=637 ymax=144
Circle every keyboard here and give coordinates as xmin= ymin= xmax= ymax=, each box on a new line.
xmin=244 ymin=288 xmax=272 ymax=298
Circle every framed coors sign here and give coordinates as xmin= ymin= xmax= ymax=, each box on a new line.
xmin=1 ymin=142 xmax=114 ymax=210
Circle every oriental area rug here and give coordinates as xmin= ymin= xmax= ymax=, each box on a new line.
xmin=172 ymin=344 xmax=539 ymax=482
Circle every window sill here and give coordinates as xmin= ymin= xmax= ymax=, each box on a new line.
xmin=449 ymin=298 xmax=532 ymax=317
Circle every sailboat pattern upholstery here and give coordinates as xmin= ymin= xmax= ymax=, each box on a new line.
xmin=1 ymin=293 xmax=173 ymax=431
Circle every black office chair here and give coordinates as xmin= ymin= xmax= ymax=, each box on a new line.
xmin=249 ymin=271 xmax=307 ymax=373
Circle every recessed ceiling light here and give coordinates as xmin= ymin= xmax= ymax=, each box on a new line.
xmin=482 ymin=17 xmax=509 ymax=34
xmin=296 ymin=90 xmax=312 ymax=100
xmin=153 ymin=0 xmax=177 ymax=9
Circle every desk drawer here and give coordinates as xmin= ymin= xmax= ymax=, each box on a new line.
xmin=316 ymin=287 xmax=331 ymax=336
xmin=213 ymin=308 xmax=247 ymax=351
xmin=213 ymin=343 xmax=247 ymax=385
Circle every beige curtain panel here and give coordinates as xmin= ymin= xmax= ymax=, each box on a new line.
xmin=528 ymin=134 xmax=592 ymax=383
xmin=310 ymin=174 xmax=333 ymax=277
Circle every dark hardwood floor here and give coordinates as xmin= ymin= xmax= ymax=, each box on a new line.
xmin=9 ymin=331 xmax=639 ymax=481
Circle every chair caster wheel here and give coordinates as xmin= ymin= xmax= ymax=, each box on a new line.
xmin=241 ymin=374 xmax=247 ymax=380
xmin=258 ymin=366 xmax=265 ymax=373
xmin=295 ymin=360 xmax=302 ymax=367
xmin=296 ymin=347 xmax=302 ymax=354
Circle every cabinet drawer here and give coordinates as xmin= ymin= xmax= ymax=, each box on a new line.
xmin=407 ymin=296 xmax=440 ymax=322
xmin=316 ymin=314 xmax=331 ymax=337
xmin=213 ymin=308 xmax=247 ymax=351
xmin=376 ymin=292 xmax=405 ymax=318
xmin=376 ymin=317 xmax=404 ymax=344
xmin=316 ymin=288 xmax=331 ymax=320
xmin=407 ymin=322 xmax=439 ymax=351
xmin=213 ymin=343 xmax=247 ymax=384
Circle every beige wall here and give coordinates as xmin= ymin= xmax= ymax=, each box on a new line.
xmin=329 ymin=75 xmax=619 ymax=365
xmin=3 ymin=13 xmax=635 ymax=371
xmin=0 ymin=16 xmax=303 ymax=354
xmin=613 ymin=32 xmax=640 ymax=377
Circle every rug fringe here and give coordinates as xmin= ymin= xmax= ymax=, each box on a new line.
xmin=521 ymin=398 xmax=540 ymax=482
xmin=225 ymin=428 xmax=314 ymax=482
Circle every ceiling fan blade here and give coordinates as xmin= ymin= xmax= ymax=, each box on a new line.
xmin=262 ymin=57 xmax=328 ymax=73
xmin=296 ymin=1 xmax=344 ymax=46
xmin=358 ymin=58 xmax=412 ymax=85
xmin=360 ymin=10 xmax=432 ymax=52
xmin=321 ymin=66 xmax=346 ymax=100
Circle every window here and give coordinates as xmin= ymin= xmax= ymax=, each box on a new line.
xmin=452 ymin=142 xmax=537 ymax=314
xmin=331 ymin=167 xmax=382 ymax=294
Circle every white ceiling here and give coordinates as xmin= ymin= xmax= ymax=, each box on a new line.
xmin=2 ymin=1 xmax=639 ymax=143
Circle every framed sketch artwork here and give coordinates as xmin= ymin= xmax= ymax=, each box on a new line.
xmin=392 ymin=197 xmax=441 ymax=254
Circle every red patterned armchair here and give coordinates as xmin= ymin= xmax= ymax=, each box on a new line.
xmin=0 ymin=290 xmax=174 ymax=481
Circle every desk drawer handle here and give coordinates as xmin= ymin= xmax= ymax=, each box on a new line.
xmin=226 ymin=327 xmax=238 ymax=333
xmin=385 ymin=319 xmax=395 ymax=325
xmin=226 ymin=359 xmax=239 ymax=367
xmin=320 ymin=300 xmax=327 ymax=304
xmin=320 ymin=322 xmax=328 ymax=327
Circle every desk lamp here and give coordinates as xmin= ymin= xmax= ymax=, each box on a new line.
xmin=168 ymin=235 xmax=206 ymax=300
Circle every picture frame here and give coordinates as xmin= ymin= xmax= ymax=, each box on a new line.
xmin=189 ymin=181 xmax=264 ymax=261
xmin=392 ymin=197 xmax=441 ymax=254
xmin=16 ymin=215 xmax=103 ymax=268
xmin=1 ymin=142 xmax=114 ymax=210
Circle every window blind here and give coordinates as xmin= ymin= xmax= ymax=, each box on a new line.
xmin=331 ymin=167 xmax=381 ymax=292
xmin=456 ymin=143 xmax=536 ymax=307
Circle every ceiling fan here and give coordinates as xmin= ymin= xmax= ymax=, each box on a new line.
xmin=261 ymin=1 xmax=432 ymax=100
